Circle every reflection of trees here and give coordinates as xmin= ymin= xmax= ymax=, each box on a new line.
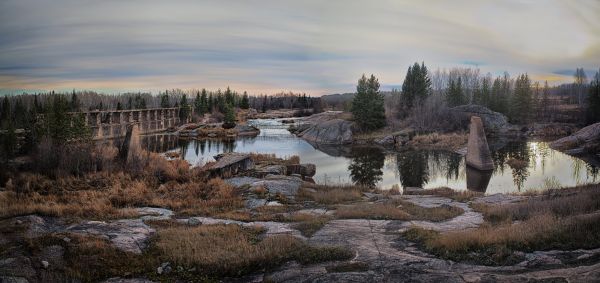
xmin=348 ymin=147 xmax=385 ymax=187
xmin=490 ymin=139 xmax=532 ymax=190
xmin=396 ymin=150 xmax=429 ymax=188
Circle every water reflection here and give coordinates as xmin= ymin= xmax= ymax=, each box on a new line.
xmin=348 ymin=147 xmax=384 ymax=187
xmin=145 ymin=119 xmax=600 ymax=194
xmin=466 ymin=166 xmax=493 ymax=192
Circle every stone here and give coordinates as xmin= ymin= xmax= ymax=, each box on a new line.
xmin=402 ymin=187 xmax=423 ymax=194
xmin=66 ymin=218 xmax=156 ymax=254
xmin=41 ymin=260 xmax=49 ymax=269
xmin=450 ymin=104 xmax=509 ymax=132
xmin=286 ymin=163 xmax=316 ymax=177
xmin=466 ymin=116 xmax=495 ymax=170
xmin=375 ymin=135 xmax=395 ymax=145
xmin=551 ymin=122 xmax=600 ymax=154
xmin=234 ymin=124 xmax=260 ymax=136
xmin=255 ymin=164 xmax=287 ymax=176
xmin=187 ymin=217 xmax=201 ymax=226
xmin=62 ymin=237 xmax=71 ymax=243
xmin=297 ymin=118 xmax=354 ymax=144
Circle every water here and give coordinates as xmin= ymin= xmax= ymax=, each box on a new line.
xmin=145 ymin=119 xmax=600 ymax=194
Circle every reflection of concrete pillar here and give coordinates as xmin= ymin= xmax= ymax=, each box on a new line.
xmin=466 ymin=165 xmax=493 ymax=192
xmin=466 ymin=116 xmax=494 ymax=171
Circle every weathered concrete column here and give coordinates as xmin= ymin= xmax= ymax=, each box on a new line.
xmin=96 ymin=112 xmax=101 ymax=126
xmin=466 ymin=116 xmax=494 ymax=171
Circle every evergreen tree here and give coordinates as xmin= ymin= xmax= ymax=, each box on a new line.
xmin=70 ymin=90 xmax=80 ymax=111
xmin=208 ymin=93 xmax=214 ymax=112
xmin=0 ymin=96 xmax=8 ymax=121
xmin=160 ymin=93 xmax=170 ymax=108
xmin=240 ymin=91 xmax=250 ymax=109
xmin=134 ymin=94 xmax=146 ymax=109
xmin=511 ymin=73 xmax=532 ymax=124
xmin=587 ymin=69 xmax=600 ymax=124
xmin=179 ymin=94 xmax=189 ymax=122
xmin=481 ymin=77 xmax=491 ymax=108
xmin=200 ymin=89 xmax=208 ymax=115
xmin=351 ymin=74 xmax=386 ymax=131
xmin=1 ymin=118 xmax=17 ymax=161
xmin=541 ymin=81 xmax=550 ymax=121
xmin=446 ymin=77 xmax=465 ymax=107
xmin=224 ymin=87 xmax=235 ymax=106
xmin=127 ymin=97 xmax=133 ymax=110
xmin=222 ymin=103 xmax=236 ymax=129
xmin=400 ymin=62 xmax=432 ymax=111
xmin=194 ymin=91 xmax=201 ymax=114
xmin=116 ymin=102 xmax=123 ymax=110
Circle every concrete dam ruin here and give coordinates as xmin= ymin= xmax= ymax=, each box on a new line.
xmin=76 ymin=107 xmax=181 ymax=140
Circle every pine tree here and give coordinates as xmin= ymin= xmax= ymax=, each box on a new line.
xmin=240 ymin=91 xmax=250 ymax=109
xmin=351 ymin=74 xmax=386 ymax=131
xmin=446 ymin=77 xmax=465 ymax=107
xmin=587 ymin=69 xmax=600 ymax=124
xmin=194 ymin=91 xmax=201 ymax=114
xmin=541 ymin=81 xmax=550 ymax=121
xmin=70 ymin=90 xmax=80 ymax=111
xmin=179 ymin=94 xmax=189 ymax=122
xmin=511 ymin=74 xmax=532 ymax=124
xmin=222 ymin=103 xmax=236 ymax=129
xmin=160 ymin=93 xmax=170 ymax=108
xmin=200 ymin=89 xmax=208 ymax=115
xmin=400 ymin=62 xmax=432 ymax=112
xmin=116 ymin=102 xmax=123 ymax=110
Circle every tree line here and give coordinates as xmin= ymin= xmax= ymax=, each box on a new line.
xmin=351 ymin=63 xmax=600 ymax=131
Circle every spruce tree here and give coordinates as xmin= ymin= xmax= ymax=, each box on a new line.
xmin=446 ymin=77 xmax=465 ymax=107
xmin=587 ymin=69 xmax=600 ymax=124
xmin=400 ymin=62 xmax=432 ymax=112
xmin=160 ymin=93 xmax=170 ymax=108
xmin=179 ymin=94 xmax=189 ymax=122
xmin=511 ymin=74 xmax=532 ymax=124
xmin=240 ymin=91 xmax=250 ymax=109
xmin=200 ymin=89 xmax=208 ymax=115
xmin=222 ymin=103 xmax=236 ymax=129
xmin=351 ymin=74 xmax=386 ymax=131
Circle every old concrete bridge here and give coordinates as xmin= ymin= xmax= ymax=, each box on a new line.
xmin=78 ymin=107 xmax=182 ymax=139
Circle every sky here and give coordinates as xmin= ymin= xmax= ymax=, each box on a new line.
xmin=1 ymin=0 xmax=599 ymax=96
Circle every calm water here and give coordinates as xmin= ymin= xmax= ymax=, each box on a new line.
xmin=145 ymin=119 xmax=600 ymax=194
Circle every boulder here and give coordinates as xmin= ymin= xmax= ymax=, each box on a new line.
xmin=550 ymin=122 xmax=600 ymax=154
xmin=255 ymin=165 xmax=287 ymax=176
xmin=234 ymin=124 xmax=260 ymax=136
xmin=450 ymin=105 xmax=508 ymax=132
xmin=286 ymin=164 xmax=316 ymax=177
xmin=375 ymin=135 xmax=395 ymax=146
xmin=298 ymin=119 xmax=354 ymax=144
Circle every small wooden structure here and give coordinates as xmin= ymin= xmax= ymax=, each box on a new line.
xmin=208 ymin=153 xmax=254 ymax=177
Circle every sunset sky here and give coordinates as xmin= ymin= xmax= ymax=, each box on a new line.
xmin=1 ymin=0 xmax=599 ymax=95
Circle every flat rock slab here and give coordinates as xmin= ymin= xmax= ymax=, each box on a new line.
xmin=472 ymin=193 xmax=525 ymax=206
xmin=137 ymin=207 xmax=174 ymax=221
xmin=226 ymin=175 xmax=305 ymax=199
xmin=395 ymin=195 xmax=484 ymax=232
xmin=66 ymin=219 xmax=155 ymax=254
xmin=180 ymin=217 xmax=305 ymax=239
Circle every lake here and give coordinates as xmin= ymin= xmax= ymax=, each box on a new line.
xmin=144 ymin=119 xmax=599 ymax=194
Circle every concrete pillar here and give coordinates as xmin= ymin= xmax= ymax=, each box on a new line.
xmin=96 ymin=112 xmax=101 ymax=126
xmin=466 ymin=116 xmax=494 ymax=171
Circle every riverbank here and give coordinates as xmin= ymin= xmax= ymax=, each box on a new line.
xmin=1 ymin=149 xmax=599 ymax=282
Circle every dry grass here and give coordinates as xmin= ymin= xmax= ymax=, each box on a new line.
xmin=297 ymin=184 xmax=366 ymax=205
xmin=249 ymin=153 xmax=300 ymax=166
xmin=155 ymin=224 xmax=352 ymax=276
xmin=291 ymin=214 xmax=331 ymax=237
xmin=407 ymin=132 xmax=468 ymax=151
xmin=478 ymin=184 xmax=600 ymax=223
xmin=336 ymin=199 xmax=464 ymax=221
xmin=404 ymin=184 xmax=600 ymax=265
xmin=0 ymin=171 xmax=243 ymax=219
xmin=404 ymin=187 xmax=483 ymax=202
xmin=405 ymin=213 xmax=600 ymax=265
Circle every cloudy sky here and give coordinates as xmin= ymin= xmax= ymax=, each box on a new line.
xmin=1 ymin=0 xmax=599 ymax=95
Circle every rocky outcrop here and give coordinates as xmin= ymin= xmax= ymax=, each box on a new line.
xmin=234 ymin=124 xmax=260 ymax=136
xmin=225 ymin=175 xmax=306 ymax=199
xmin=450 ymin=104 xmax=509 ymax=132
xmin=286 ymin=164 xmax=316 ymax=177
xmin=550 ymin=122 xmax=600 ymax=155
xmin=297 ymin=119 xmax=354 ymax=144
